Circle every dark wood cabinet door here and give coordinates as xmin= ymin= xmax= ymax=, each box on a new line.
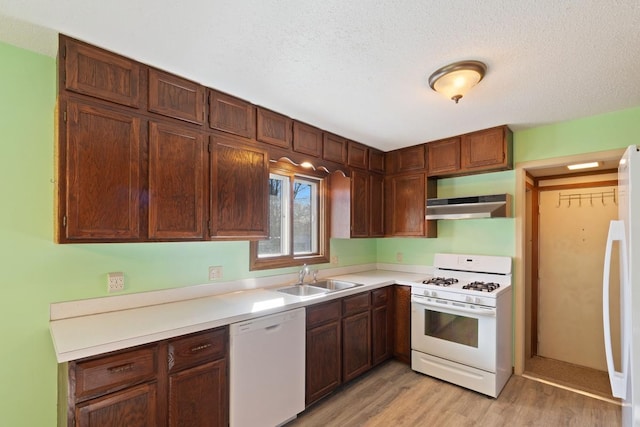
xmin=372 ymin=287 xmax=393 ymax=366
xmin=385 ymin=173 xmax=426 ymax=237
xmin=149 ymin=122 xmax=206 ymax=240
xmin=372 ymin=304 xmax=393 ymax=366
xmin=461 ymin=126 xmax=510 ymax=171
xmin=306 ymin=321 xmax=341 ymax=406
xmin=148 ymin=68 xmax=205 ymax=124
xmin=293 ymin=121 xmax=323 ymax=157
xmin=256 ymin=107 xmax=292 ymax=148
xmin=322 ymin=133 xmax=347 ymax=164
xmin=208 ymin=90 xmax=255 ymax=139
xmin=393 ymin=285 xmax=411 ymax=364
xmin=63 ymin=101 xmax=141 ymax=241
xmin=368 ymin=149 xmax=385 ymax=173
xmin=168 ymin=359 xmax=227 ymax=427
xmin=342 ymin=311 xmax=372 ymax=382
xmin=350 ymin=170 xmax=369 ymax=237
xmin=210 ymin=133 xmax=269 ymax=239
xmin=385 ymin=145 xmax=426 ymax=174
xmin=428 ymin=137 xmax=461 ymax=176
xmin=63 ymin=36 xmax=141 ymax=108
xmin=75 ymin=382 xmax=157 ymax=427
xmin=347 ymin=141 xmax=368 ymax=169
xmin=369 ymin=173 xmax=384 ymax=237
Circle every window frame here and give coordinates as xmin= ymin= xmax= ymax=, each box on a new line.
xmin=250 ymin=163 xmax=330 ymax=271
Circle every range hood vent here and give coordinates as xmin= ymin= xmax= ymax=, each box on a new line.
xmin=426 ymin=194 xmax=511 ymax=220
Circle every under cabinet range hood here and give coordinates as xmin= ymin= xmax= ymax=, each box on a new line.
xmin=425 ymin=194 xmax=511 ymax=220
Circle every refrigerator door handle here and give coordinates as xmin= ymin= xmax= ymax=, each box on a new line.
xmin=602 ymin=219 xmax=629 ymax=399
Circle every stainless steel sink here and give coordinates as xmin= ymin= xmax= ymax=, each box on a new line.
xmin=276 ymin=284 xmax=328 ymax=297
xmin=275 ymin=280 xmax=362 ymax=297
xmin=309 ymin=279 xmax=362 ymax=291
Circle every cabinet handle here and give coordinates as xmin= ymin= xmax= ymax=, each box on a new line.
xmin=190 ymin=343 xmax=212 ymax=353
xmin=108 ymin=363 xmax=134 ymax=374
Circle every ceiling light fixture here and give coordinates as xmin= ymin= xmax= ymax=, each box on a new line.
xmin=428 ymin=60 xmax=487 ymax=103
xmin=567 ymin=161 xmax=600 ymax=171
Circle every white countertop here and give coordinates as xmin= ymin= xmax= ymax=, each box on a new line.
xmin=49 ymin=269 xmax=429 ymax=363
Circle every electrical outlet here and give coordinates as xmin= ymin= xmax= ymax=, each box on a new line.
xmin=209 ymin=266 xmax=223 ymax=281
xmin=396 ymin=252 xmax=403 ymax=262
xmin=107 ymin=272 xmax=125 ymax=293
xmin=331 ymin=256 xmax=339 ymax=265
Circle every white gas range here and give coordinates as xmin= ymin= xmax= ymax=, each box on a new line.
xmin=411 ymin=253 xmax=513 ymax=398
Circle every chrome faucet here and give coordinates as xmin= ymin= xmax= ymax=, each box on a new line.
xmin=298 ymin=264 xmax=310 ymax=284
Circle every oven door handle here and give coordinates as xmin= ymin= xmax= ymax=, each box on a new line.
xmin=411 ymin=295 xmax=496 ymax=317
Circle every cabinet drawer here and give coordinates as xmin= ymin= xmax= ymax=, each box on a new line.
xmin=168 ymin=327 xmax=227 ymax=373
xmin=342 ymin=292 xmax=370 ymax=316
xmin=306 ymin=300 xmax=341 ymax=328
xmin=75 ymin=345 xmax=157 ymax=400
xmin=371 ymin=287 xmax=391 ymax=307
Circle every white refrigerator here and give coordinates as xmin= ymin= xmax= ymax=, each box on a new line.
xmin=603 ymin=145 xmax=640 ymax=426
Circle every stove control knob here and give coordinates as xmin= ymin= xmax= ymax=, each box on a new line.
xmin=475 ymin=297 xmax=483 ymax=305
xmin=465 ymin=296 xmax=473 ymax=303
xmin=430 ymin=291 xmax=437 ymax=298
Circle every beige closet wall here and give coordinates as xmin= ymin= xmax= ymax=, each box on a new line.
xmin=536 ymin=175 xmax=619 ymax=371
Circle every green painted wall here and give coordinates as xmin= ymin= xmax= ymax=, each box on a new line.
xmin=2 ymin=38 xmax=639 ymax=426
xmin=515 ymin=106 xmax=640 ymax=163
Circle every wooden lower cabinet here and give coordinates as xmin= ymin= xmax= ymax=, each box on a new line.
xmin=168 ymin=359 xmax=227 ymax=427
xmin=75 ymin=382 xmax=157 ymax=427
xmin=342 ymin=310 xmax=372 ymax=382
xmin=305 ymin=300 xmax=342 ymax=405
xmin=393 ymin=285 xmax=412 ymax=364
xmin=371 ymin=287 xmax=394 ymax=366
xmin=306 ymin=288 xmax=396 ymax=406
xmin=61 ymin=327 xmax=229 ymax=427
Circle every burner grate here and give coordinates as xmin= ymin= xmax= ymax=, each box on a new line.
xmin=423 ymin=277 xmax=459 ymax=287
xmin=462 ymin=281 xmax=500 ymax=292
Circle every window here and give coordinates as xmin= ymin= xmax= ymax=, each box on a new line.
xmin=250 ymin=165 xmax=329 ymax=270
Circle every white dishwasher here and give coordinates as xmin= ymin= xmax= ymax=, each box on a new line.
xmin=230 ymin=307 xmax=306 ymax=427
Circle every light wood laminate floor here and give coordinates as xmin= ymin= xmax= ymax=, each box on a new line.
xmin=287 ymin=360 xmax=621 ymax=426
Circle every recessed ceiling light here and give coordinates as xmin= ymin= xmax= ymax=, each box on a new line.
xmin=567 ymin=161 xmax=599 ymax=170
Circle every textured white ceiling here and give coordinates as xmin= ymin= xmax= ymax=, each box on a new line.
xmin=1 ymin=1 xmax=640 ymax=151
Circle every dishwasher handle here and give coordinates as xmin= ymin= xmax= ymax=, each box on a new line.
xmin=230 ymin=307 xmax=305 ymax=336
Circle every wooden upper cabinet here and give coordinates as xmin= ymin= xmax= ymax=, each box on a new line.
xmin=208 ymin=90 xmax=256 ymax=139
xmin=62 ymin=100 xmax=141 ymax=242
xmin=148 ymin=122 xmax=206 ymax=240
xmin=385 ymin=145 xmax=426 ymax=174
xmin=385 ymin=172 xmax=436 ymax=237
xmin=347 ymin=141 xmax=368 ymax=170
xmin=148 ymin=68 xmax=205 ymax=124
xmin=323 ymin=133 xmax=347 ymax=164
xmin=293 ymin=121 xmax=323 ymax=157
xmin=350 ymin=170 xmax=369 ymax=238
xmin=369 ymin=173 xmax=384 ymax=237
xmin=256 ymin=107 xmax=292 ymax=148
xmin=62 ymin=36 xmax=141 ymax=108
xmin=428 ymin=126 xmax=513 ymax=177
xmin=368 ymin=149 xmax=385 ymax=173
xmin=210 ymin=133 xmax=269 ymax=239
xmin=427 ymin=137 xmax=461 ymax=177
xmin=461 ymin=125 xmax=513 ymax=172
